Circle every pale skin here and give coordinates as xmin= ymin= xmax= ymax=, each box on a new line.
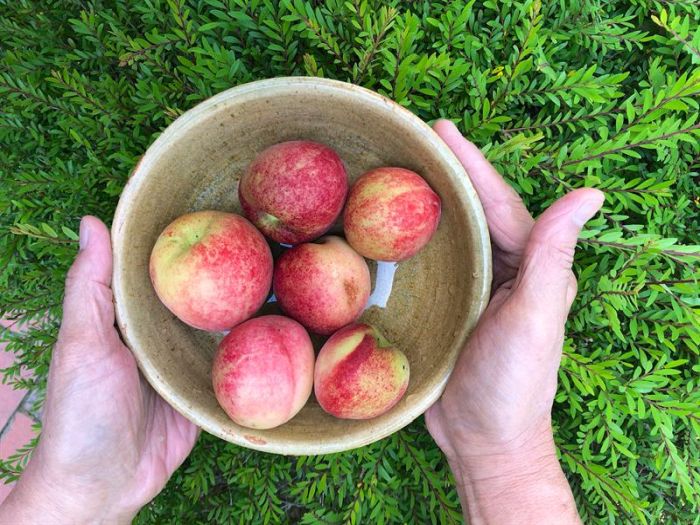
xmin=0 ymin=120 xmax=603 ymax=524
xmin=427 ymin=119 xmax=604 ymax=524
xmin=0 ymin=218 xmax=199 ymax=524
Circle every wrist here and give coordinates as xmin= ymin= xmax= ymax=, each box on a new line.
xmin=454 ymin=445 xmax=576 ymax=525
xmin=439 ymin=420 xmax=581 ymax=525
xmin=0 ymin=446 xmax=137 ymax=524
xmin=437 ymin=412 xmax=556 ymax=472
xmin=451 ymin=434 xmax=560 ymax=493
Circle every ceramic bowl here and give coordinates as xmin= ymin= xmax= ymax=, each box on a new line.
xmin=112 ymin=77 xmax=491 ymax=455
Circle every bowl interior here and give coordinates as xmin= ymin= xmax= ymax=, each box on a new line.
xmin=113 ymin=78 xmax=490 ymax=455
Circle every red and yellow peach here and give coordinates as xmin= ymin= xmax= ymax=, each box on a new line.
xmin=273 ymin=236 xmax=370 ymax=335
xmin=149 ymin=210 xmax=272 ymax=331
xmin=239 ymin=140 xmax=348 ymax=244
xmin=314 ymin=323 xmax=409 ymax=419
xmin=343 ymin=167 xmax=441 ymax=261
xmin=212 ymin=315 xmax=314 ymax=429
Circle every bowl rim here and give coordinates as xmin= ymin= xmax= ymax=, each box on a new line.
xmin=112 ymin=76 xmax=492 ymax=455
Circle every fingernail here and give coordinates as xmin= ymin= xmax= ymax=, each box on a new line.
xmin=573 ymin=191 xmax=605 ymax=226
xmin=79 ymin=217 xmax=90 ymax=251
xmin=433 ymin=118 xmax=456 ymax=132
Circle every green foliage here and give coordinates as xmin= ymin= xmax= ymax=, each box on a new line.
xmin=1 ymin=0 xmax=699 ymax=523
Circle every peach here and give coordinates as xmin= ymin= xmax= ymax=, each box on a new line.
xmin=149 ymin=210 xmax=272 ymax=331
xmin=212 ymin=315 xmax=314 ymax=429
xmin=273 ymin=236 xmax=370 ymax=335
xmin=239 ymin=140 xmax=348 ymax=244
xmin=343 ymin=167 xmax=441 ymax=261
xmin=314 ymin=323 xmax=409 ymax=419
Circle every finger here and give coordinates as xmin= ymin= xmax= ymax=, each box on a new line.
xmin=433 ymin=119 xmax=534 ymax=256
xmin=58 ymin=216 xmax=115 ymax=346
xmin=513 ymin=188 xmax=604 ymax=320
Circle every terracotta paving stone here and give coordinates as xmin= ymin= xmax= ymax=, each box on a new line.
xmin=2 ymin=403 xmax=25 ymax=434
xmin=0 ymin=413 xmax=36 ymax=461
xmin=0 ymin=318 xmax=40 ymax=505
xmin=0 ymin=412 xmax=36 ymax=504
xmin=0 ymin=478 xmax=13 ymax=506
xmin=0 ymin=342 xmax=28 ymax=425
xmin=0 ymin=393 xmax=26 ymax=439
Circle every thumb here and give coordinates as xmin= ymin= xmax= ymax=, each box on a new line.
xmin=58 ymin=216 xmax=115 ymax=346
xmin=513 ymin=188 xmax=604 ymax=320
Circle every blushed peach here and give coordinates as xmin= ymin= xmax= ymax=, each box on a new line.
xmin=212 ymin=315 xmax=314 ymax=429
xmin=314 ymin=323 xmax=409 ymax=419
xmin=273 ymin=236 xmax=370 ymax=335
xmin=149 ymin=210 xmax=272 ymax=331
xmin=343 ymin=167 xmax=441 ymax=261
xmin=239 ymin=140 xmax=348 ymax=244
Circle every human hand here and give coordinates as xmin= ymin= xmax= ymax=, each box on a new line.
xmin=425 ymin=120 xmax=603 ymax=523
xmin=0 ymin=217 xmax=199 ymax=524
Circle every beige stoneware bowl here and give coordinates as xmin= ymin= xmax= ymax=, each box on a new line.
xmin=112 ymin=77 xmax=491 ymax=455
